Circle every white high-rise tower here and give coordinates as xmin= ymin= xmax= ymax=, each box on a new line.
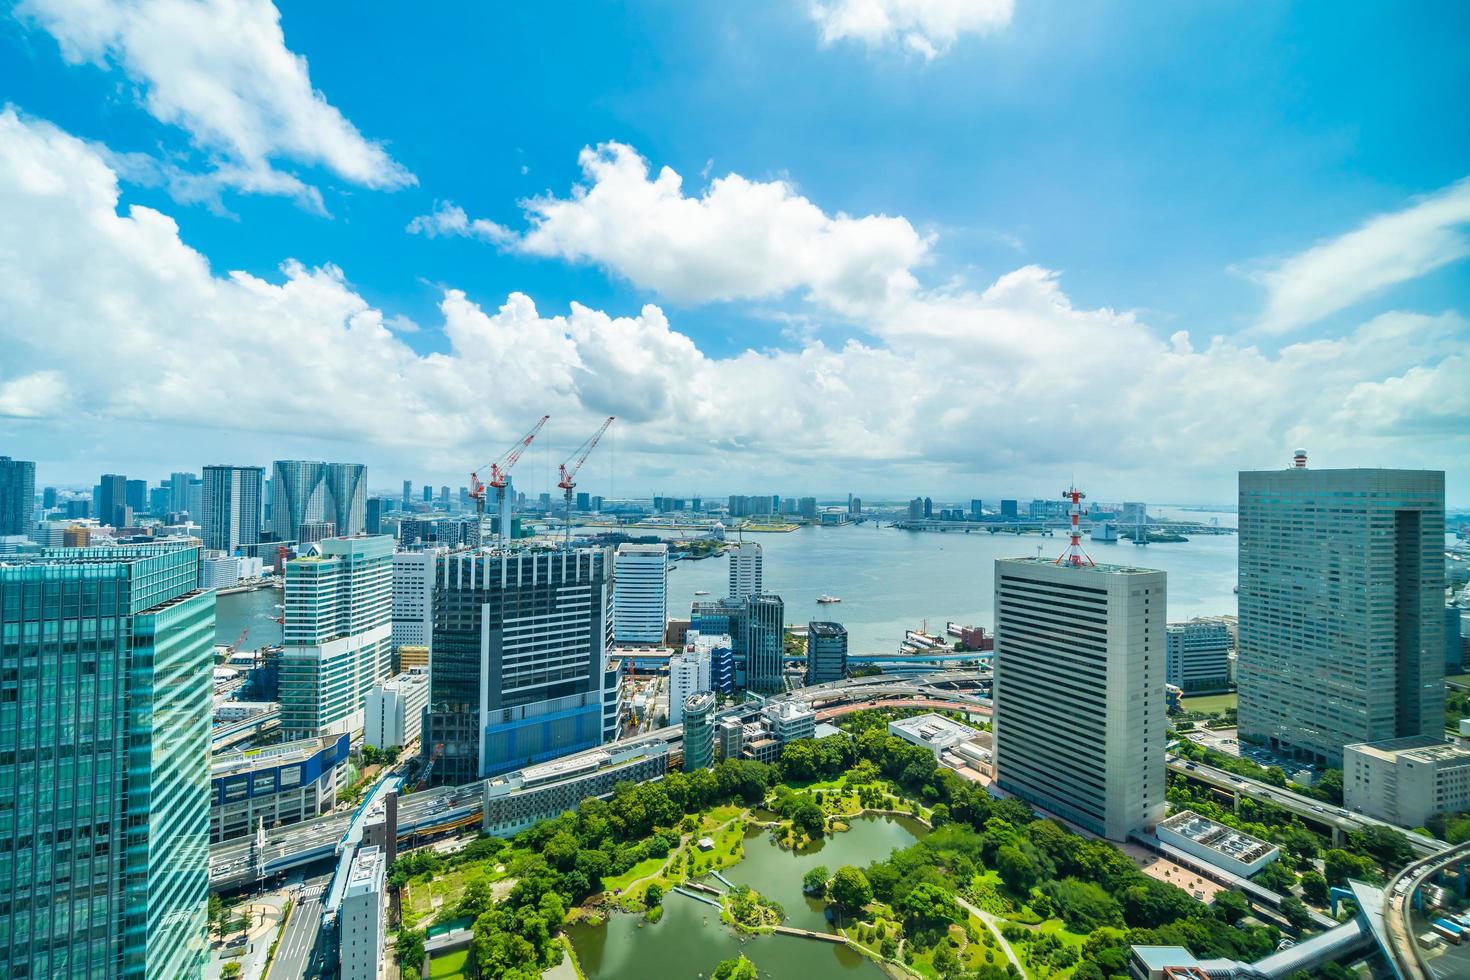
xmin=728 ymin=541 xmax=763 ymax=599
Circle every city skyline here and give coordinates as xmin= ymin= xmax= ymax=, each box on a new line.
xmin=1 ymin=3 xmax=1466 ymax=501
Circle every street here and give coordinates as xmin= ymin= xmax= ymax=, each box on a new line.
xmin=269 ymin=876 xmax=330 ymax=980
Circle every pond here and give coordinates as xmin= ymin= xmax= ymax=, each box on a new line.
xmin=566 ymin=813 xmax=927 ymax=979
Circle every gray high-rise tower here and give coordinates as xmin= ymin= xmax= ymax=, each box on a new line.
xmin=0 ymin=456 xmax=36 ymax=538
xmin=270 ymin=460 xmax=368 ymax=541
xmin=1237 ymin=459 xmax=1446 ymax=766
xmin=201 ymin=465 xmax=264 ymax=554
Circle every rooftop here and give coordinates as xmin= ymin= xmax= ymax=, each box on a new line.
xmin=616 ymin=542 xmax=668 ymax=555
xmin=1160 ymin=810 xmax=1277 ymax=866
xmin=999 ymin=556 xmax=1162 ymax=576
xmin=890 ymin=712 xmax=985 ymax=744
xmin=1346 ymin=735 xmax=1470 ymax=765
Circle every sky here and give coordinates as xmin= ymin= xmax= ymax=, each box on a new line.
xmin=1 ymin=0 xmax=1467 ymax=505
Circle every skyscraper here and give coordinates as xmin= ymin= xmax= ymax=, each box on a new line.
xmin=993 ymin=557 xmax=1166 ymax=842
xmin=366 ymin=496 xmax=385 ymax=535
xmin=425 ymin=548 xmax=614 ymax=782
xmin=743 ymin=594 xmax=785 ymax=692
xmin=270 ymin=460 xmax=368 ymax=541
xmin=96 ymin=472 xmax=128 ymax=526
xmin=169 ymin=471 xmax=195 ymax=512
xmin=402 ymin=480 xmax=413 ymax=506
xmin=613 ymin=542 xmax=668 ymax=644
xmin=0 ymin=455 xmax=36 ymax=538
xmin=667 ymin=642 xmax=712 ymax=725
xmin=682 ymin=691 xmax=717 ymax=771
xmin=1165 ymin=619 xmax=1233 ymax=694
xmin=0 ymin=543 xmax=214 ymax=976
xmin=728 ymin=541 xmax=763 ymax=599
xmin=279 ymin=535 xmax=395 ymax=738
xmin=806 ymin=621 xmax=848 ymax=685
xmin=201 ymin=464 xmax=264 ymax=554
xmin=392 ymin=549 xmax=436 ymax=653
xmin=1237 ymin=464 xmax=1446 ymax=766
xmin=125 ymin=478 xmax=148 ymax=514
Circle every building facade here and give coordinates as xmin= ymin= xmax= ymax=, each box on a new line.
xmin=613 ymin=542 xmax=669 ymax=644
xmin=993 ymin=557 xmax=1166 ymax=842
xmin=365 ymin=669 xmax=430 ymax=749
xmin=0 ymin=544 xmax=213 ymax=977
xmin=1164 ymin=619 xmax=1233 ymax=693
xmin=0 ymin=455 xmax=36 ymax=538
xmin=269 ymin=460 xmax=368 ymax=541
xmin=728 ymin=541 xmax=763 ymax=599
xmin=1237 ymin=466 xmax=1446 ymax=766
xmin=683 ymin=691 xmax=717 ymax=771
xmin=210 ymin=733 xmax=348 ymax=843
xmin=806 ymin=621 xmax=848 ymax=685
xmin=279 ymin=535 xmax=395 ymax=738
xmin=743 ymin=594 xmax=785 ymax=691
xmin=391 ymin=549 xmax=436 ymax=653
xmin=1343 ymin=735 xmax=1470 ymax=828
xmin=667 ymin=644 xmax=712 ymax=725
xmin=339 ymin=845 xmax=386 ymax=980
xmin=425 ymin=548 xmax=614 ymax=783
xmin=201 ymin=464 xmax=263 ymax=554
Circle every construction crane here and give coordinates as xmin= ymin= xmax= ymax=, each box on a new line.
xmin=557 ymin=417 xmax=615 ymax=550
xmin=469 ymin=415 xmax=550 ymax=550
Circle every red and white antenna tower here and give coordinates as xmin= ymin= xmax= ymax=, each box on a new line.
xmin=1056 ymin=485 xmax=1095 ymax=567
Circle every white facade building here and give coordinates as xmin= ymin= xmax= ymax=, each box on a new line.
xmin=391 ymin=549 xmax=437 ymax=653
xmin=1164 ymin=619 xmax=1233 ymax=693
xmin=993 ymin=557 xmax=1166 ymax=842
xmin=667 ymin=645 xmax=712 ymax=725
xmin=1157 ymin=810 xmax=1280 ymax=878
xmin=279 ymin=535 xmax=395 ymax=739
xmin=613 ymin=542 xmax=668 ymax=644
xmin=200 ymin=553 xmax=265 ymax=590
xmin=763 ymin=700 xmax=815 ymax=744
xmin=364 ymin=669 xmax=430 ymax=749
xmin=889 ymin=713 xmax=986 ymax=758
xmin=1344 ymin=736 xmax=1470 ymax=828
xmin=728 ymin=541 xmax=763 ymax=599
xmin=339 ymin=845 xmax=386 ymax=980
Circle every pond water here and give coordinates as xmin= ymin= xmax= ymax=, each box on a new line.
xmin=566 ymin=813 xmax=926 ymax=979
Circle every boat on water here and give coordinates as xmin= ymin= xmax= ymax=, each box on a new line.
xmin=694 ymin=590 xmax=709 ymax=596
xmin=817 ymin=594 xmax=841 ymax=604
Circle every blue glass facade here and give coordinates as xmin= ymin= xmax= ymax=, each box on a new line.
xmin=0 ymin=544 xmax=212 ymax=978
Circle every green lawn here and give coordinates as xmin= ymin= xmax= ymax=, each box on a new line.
xmin=600 ymin=856 xmax=666 ymax=894
xmin=428 ymin=947 xmax=469 ymax=979
xmin=1447 ymin=673 xmax=1470 ymax=688
xmin=1182 ymin=692 xmax=1237 ymax=714
xmin=403 ymin=859 xmax=509 ymax=925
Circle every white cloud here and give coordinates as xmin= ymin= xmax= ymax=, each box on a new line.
xmin=18 ymin=0 xmax=414 ymax=207
xmin=808 ymin=0 xmax=1015 ymax=59
xmin=414 ymin=142 xmax=930 ymax=315
xmin=1249 ymin=176 xmax=1470 ymax=333
xmin=1 ymin=106 xmax=1464 ymax=498
xmin=406 ymin=202 xmax=514 ymax=245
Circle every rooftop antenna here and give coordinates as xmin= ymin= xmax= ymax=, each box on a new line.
xmin=1056 ymin=484 xmax=1095 ymax=567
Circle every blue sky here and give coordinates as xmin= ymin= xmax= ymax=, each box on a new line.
xmin=1 ymin=0 xmax=1467 ymax=504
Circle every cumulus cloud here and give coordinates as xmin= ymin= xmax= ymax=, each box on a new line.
xmin=1 ymin=106 xmax=1464 ymax=496
xmin=18 ymin=0 xmax=414 ymax=207
xmin=808 ymin=0 xmax=1015 ymax=59
xmin=1249 ymin=176 xmax=1470 ymax=333
xmin=413 ymin=142 xmax=930 ymax=315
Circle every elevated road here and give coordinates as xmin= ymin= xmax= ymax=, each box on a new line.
xmin=1168 ymin=757 xmax=1450 ymax=858
xmin=1384 ymin=840 xmax=1470 ymax=980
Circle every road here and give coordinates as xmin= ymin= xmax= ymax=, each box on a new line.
xmin=1169 ymin=757 xmax=1450 ymax=858
xmin=1385 ymin=840 xmax=1470 ymax=980
xmin=268 ymin=877 xmax=328 ymax=980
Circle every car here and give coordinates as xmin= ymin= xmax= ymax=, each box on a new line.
xmin=1185 ymin=763 xmax=1197 ymax=770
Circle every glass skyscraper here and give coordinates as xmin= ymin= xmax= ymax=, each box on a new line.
xmin=1237 ymin=465 xmax=1446 ymax=766
xmin=0 ymin=544 xmax=214 ymax=978
xmin=0 ymin=456 xmax=36 ymax=538
xmin=201 ymin=464 xmax=264 ymax=554
xmin=268 ymin=460 xmax=367 ymax=541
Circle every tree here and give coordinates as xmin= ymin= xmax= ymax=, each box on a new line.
xmin=996 ymin=844 xmax=1041 ymax=895
xmin=1213 ymin=889 xmax=1250 ymax=925
xmin=1317 ymin=768 xmax=1344 ymax=805
xmin=803 ymin=865 xmax=830 ymax=896
xmin=793 ymin=801 xmax=826 ymax=840
xmin=1280 ymin=896 xmax=1313 ymax=932
xmin=1323 ymin=848 xmax=1378 ymax=886
xmin=1121 ymin=879 xmax=1198 ymax=928
xmin=220 ymin=964 xmax=242 ymax=979
xmin=207 ymin=895 xmax=224 ymax=940
xmin=830 ymin=866 xmax=873 ymax=912
xmin=395 ymin=927 xmax=426 ymax=970
xmin=1347 ymin=825 xmax=1413 ymax=871
xmin=1255 ymin=859 xmax=1298 ymax=893
xmin=711 ymin=954 xmax=758 ymax=980
xmin=1299 ymin=870 xmax=1329 ymax=906
xmin=543 ymin=830 xmax=580 ymax=870
xmin=645 ymin=883 xmax=663 ymax=908
xmin=897 ymin=881 xmax=961 ymax=930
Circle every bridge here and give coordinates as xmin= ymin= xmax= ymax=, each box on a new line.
xmin=1384 ymin=839 xmax=1470 ymax=979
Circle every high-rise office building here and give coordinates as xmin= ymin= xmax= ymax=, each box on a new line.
xmin=798 ymin=496 xmax=818 ymax=519
xmin=279 ymin=535 xmax=395 ymax=738
xmin=42 ymin=485 xmax=58 ymax=510
xmin=667 ymin=643 xmax=712 ymax=725
xmin=1000 ymin=499 xmax=1018 ymax=518
xmin=366 ymin=496 xmax=385 ymax=535
xmin=743 ymin=594 xmax=785 ymax=692
xmin=201 ymin=464 xmax=264 ymax=554
xmin=125 ymin=478 xmax=148 ymax=515
xmin=185 ymin=477 xmax=203 ymax=518
xmin=339 ymin=845 xmax=386 ymax=980
xmin=148 ymin=485 xmax=171 ymax=516
xmin=1237 ymin=464 xmax=1445 ymax=766
xmin=970 ymin=499 xmax=984 ymax=519
xmin=392 ymin=549 xmax=437 ymax=653
xmin=96 ymin=473 xmax=128 ymax=526
xmin=613 ymin=542 xmax=668 ymax=644
xmin=993 ymin=557 xmax=1166 ymax=842
xmin=806 ymin=621 xmax=848 ymax=685
xmin=270 ymin=460 xmax=368 ymax=541
xmin=169 ymin=471 xmax=195 ymax=512
xmin=0 ymin=544 xmax=213 ymax=976
xmin=1165 ymin=619 xmax=1233 ymax=693
xmin=401 ymin=480 xmax=413 ymax=506
xmin=425 ymin=548 xmax=614 ymax=782
xmin=0 ymin=455 xmax=36 ymax=538
xmin=683 ymin=692 xmax=717 ymax=771
xmin=908 ymin=497 xmax=923 ymax=519
xmin=728 ymin=541 xmax=763 ymax=599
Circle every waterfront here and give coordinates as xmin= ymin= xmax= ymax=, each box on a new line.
xmin=213 ymin=510 xmax=1241 ymax=654
xmin=565 ymin=813 xmax=924 ymax=978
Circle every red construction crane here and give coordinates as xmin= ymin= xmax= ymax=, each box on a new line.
xmin=557 ymin=417 xmax=615 ymax=549
xmin=469 ymin=415 xmax=550 ymax=549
